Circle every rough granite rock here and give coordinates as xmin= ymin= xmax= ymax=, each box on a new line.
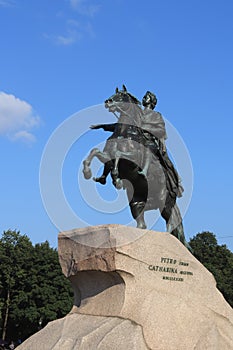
xmin=18 ymin=224 xmax=233 ymax=350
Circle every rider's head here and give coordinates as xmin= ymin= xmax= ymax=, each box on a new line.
xmin=142 ymin=91 xmax=157 ymax=110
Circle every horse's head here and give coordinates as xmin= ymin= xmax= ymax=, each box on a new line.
xmin=105 ymin=85 xmax=141 ymax=113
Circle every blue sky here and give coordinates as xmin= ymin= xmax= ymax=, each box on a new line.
xmin=0 ymin=0 xmax=233 ymax=251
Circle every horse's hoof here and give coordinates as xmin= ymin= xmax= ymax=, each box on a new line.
xmin=184 ymin=240 xmax=193 ymax=253
xmin=83 ymin=168 xmax=92 ymax=179
xmin=137 ymin=222 xmax=147 ymax=229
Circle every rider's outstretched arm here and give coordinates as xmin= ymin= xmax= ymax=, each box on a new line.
xmin=90 ymin=123 xmax=116 ymax=132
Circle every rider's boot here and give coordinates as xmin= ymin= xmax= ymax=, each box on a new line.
xmin=93 ymin=175 xmax=107 ymax=185
xmin=93 ymin=161 xmax=112 ymax=185
xmin=130 ymin=201 xmax=147 ymax=229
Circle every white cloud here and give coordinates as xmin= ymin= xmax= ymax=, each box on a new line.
xmin=44 ymin=28 xmax=82 ymax=46
xmin=70 ymin=0 xmax=100 ymax=17
xmin=56 ymin=27 xmax=83 ymax=45
xmin=44 ymin=1 xmax=98 ymax=46
xmin=44 ymin=19 xmax=93 ymax=46
xmin=0 ymin=92 xmax=41 ymax=143
xmin=56 ymin=34 xmax=76 ymax=46
xmin=11 ymin=130 xmax=36 ymax=144
xmin=0 ymin=0 xmax=15 ymax=7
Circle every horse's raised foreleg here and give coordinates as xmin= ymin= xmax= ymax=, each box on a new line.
xmin=83 ymin=148 xmax=111 ymax=180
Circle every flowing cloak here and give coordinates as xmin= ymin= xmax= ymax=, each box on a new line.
xmin=141 ymin=109 xmax=167 ymax=140
xmin=141 ymin=109 xmax=183 ymax=198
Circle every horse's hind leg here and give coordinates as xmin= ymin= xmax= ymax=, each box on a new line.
xmin=160 ymin=196 xmax=192 ymax=251
xmin=130 ymin=201 xmax=146 ymax=229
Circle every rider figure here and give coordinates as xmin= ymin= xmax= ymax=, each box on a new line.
xmin=138 ymin=91 xmax=166 ymax=177
xmin=141 ymin=91 xmax=184 ymax=198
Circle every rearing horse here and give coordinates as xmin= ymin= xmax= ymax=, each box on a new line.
xmin=83 ymin=86 xmax=191 ymax=250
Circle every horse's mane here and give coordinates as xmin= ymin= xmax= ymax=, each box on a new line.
xmin=126 ymin=92 xmax=141 ymax=106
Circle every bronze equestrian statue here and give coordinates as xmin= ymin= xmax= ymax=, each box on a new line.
xmin=83 ymin=85 xmax=191 ymax=251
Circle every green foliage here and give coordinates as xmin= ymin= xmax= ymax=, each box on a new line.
xmin=189 ymin=231 xmax=233 ymax=308
xmin=0 ymin=230 xmax=73 ymax=341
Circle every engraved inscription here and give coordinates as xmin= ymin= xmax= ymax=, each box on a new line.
xmin=163 ymin=276 xmax=183 ymax=282
xmin=148 ymin=257 xmax=194 ymax=282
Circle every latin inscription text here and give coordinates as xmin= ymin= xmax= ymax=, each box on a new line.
xmin=148 ymin=257 xmax=193 ymax=282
